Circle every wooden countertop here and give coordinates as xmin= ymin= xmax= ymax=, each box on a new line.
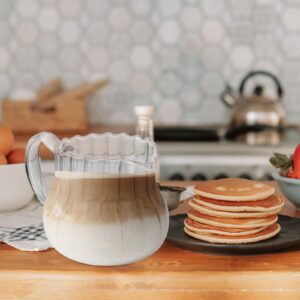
xmin=1 ymin=181 xmax=300 ymax=299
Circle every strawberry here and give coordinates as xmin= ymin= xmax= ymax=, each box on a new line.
xmin=270 ymin=144 xmax=300 ymax=178
xmin=287 ymin=169 xmax=297 ymax=179
xmin=269 ymin=153 xmax=293 ymax=176
xmin=293 ymin=144 xmax=300 ymax=178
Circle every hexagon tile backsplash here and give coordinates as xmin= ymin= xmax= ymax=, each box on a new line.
xmin=1 ymin=0 xmax=300 ymax=125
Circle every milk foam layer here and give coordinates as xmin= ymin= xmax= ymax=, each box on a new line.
xmin=44 ymin=173 xmax=168 ymax=265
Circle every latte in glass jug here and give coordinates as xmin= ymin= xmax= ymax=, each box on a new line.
xmin=26 ymin=132 xmax=168 ymax=266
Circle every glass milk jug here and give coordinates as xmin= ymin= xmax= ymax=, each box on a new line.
xmin=25 ymin=132 xmax=169 ymax=266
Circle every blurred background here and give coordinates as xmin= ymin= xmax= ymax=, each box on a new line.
xmin=2 ymin=0 xmax=300 ymax=181
xmin=0 ymin=0 xmax=299 ymax=125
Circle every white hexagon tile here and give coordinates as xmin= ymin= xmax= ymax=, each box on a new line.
xmin=0 ymin=0 xmax=300 ymax=124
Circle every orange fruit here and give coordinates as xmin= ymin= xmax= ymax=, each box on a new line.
xmin=0 ymin=127 xmax=14 ymax=156
xmin=7 ymin=148 xmax=25 ymax=164
xmin=0 ymin=152 xmax=7 ymax=164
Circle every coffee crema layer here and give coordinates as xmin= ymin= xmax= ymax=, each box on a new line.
xmin=45 ymin=173 xmax=166 ymax=223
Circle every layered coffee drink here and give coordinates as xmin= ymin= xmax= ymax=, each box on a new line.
xmin=44 ymin=171 xmax=168 ymax=266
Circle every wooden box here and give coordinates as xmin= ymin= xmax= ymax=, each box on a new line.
xmin=2 ymin=97 xmax=88 ymax=134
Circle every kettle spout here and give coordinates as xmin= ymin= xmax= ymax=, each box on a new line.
xmin=220 ymin=84 xmax=238 ymax=107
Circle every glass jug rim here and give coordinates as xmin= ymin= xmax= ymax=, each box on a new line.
xmin=54 ymin=132 xmax=157 ymax=166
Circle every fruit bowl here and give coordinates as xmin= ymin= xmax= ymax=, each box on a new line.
xmin=272 ymin=171 xmax=300 ymax=209
xmin=0 ymin=163 xmax=33 ymax=211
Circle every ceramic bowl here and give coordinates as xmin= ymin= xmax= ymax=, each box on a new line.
xmin=272 ymin=171 xmax=300 ymax=209
xmin=0 ymin=163 xmax=34 ymax=211
xmin=160 ymin=185 xmax=186 ymax=211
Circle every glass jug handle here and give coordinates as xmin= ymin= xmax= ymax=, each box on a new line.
xmin=25 ymin=132 xmax=59 ymax=205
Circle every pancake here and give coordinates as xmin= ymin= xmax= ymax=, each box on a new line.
xmin=194 ymin=178 xmax=275 ymax=201
xmin=184 ymin=218 xmax=267 ymax=236
xmin=194 ymin=194 xmax=284 ymax=212
xmin=188 ymin=209 xmax=278 ymax=229
xmin=190 ymin=199 xmax=280 ymax=218
xmin=184 ymin=223 xmax=280 ymax=244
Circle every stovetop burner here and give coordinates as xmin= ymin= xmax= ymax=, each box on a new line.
xmin=154 ymin=126 xmax=220 ymax=142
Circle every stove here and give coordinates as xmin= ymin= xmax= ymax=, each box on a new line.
xmin=41 ymin=127 xmax=300 ymax=182
xmin=157 ymin=127 xmax=300 ymax=181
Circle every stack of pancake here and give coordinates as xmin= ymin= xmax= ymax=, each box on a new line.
xmin=184 ymin=178 xmax=283 ymax=244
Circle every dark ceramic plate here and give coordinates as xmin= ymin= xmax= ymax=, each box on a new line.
xmin=167 ymin=214 xmax=300 ymax=255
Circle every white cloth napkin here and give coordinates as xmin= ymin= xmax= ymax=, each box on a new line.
xmin=180 ymin=185 xmax=195 ymax=201
xmin=0 ymin=199 xmax=51 ymax=251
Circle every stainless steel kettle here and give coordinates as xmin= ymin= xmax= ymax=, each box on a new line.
xmin=221 ymin=70 xmax=285 ymax=128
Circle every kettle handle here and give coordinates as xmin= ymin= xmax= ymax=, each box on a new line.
xmin=239 ymin=70 xmax=283 ymax=100
xmin=220 ymin=84 xmax=237 ymax=107
xmin=25 ymin=132 xmax=59 ymax=205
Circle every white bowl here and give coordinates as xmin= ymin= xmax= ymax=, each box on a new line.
xmin=159 ymin=185 xmax=186 ymax=211
xmin=272 ymin=171 xmax=300 ymax=209
xmin=0 ymin=163 xmax=34 ymax=211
